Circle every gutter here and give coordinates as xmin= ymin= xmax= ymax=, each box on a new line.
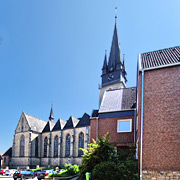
xmin=140 ymin=69 xmax=144 ymax=180
xmin=139 ymin=61 xmax=180 ymax=72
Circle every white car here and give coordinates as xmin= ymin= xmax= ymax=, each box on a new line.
xmin=5 ymin=169 xmax=16 ymax=176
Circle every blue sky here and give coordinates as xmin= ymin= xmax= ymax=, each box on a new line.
xmin=0 ymin=0 xmax=180 ymax=154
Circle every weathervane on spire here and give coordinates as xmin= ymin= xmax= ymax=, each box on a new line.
xmin=115 ymin=7 xmax=117 ymax=22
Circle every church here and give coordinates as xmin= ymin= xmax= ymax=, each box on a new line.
xmin=2 ymin=15 xmax=180 ymax=179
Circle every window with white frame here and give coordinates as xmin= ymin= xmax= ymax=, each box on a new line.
xmin=117 ymin=119 xmax=132 ymax=133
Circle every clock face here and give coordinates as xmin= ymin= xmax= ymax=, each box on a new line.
xmin=108 ymin=73 xmax=114 ymax=80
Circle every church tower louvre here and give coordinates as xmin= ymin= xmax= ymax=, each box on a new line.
xmin=99 ymin=16 xmax=127 ymax=106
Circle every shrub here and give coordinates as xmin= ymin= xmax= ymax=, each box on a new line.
xmin=78 ymin=133 xmax=139 ymax=180
xmin=46 ymin=164 xmax=79 ymax=178
xmin=92 ymin=161 xmax=120 ymax=180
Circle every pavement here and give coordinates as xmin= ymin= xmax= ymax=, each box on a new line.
xmin=0 ymin=176 xmax=79 ymax=180
xmin=0 ymin=175 xmax=78 ymax=180
xmin=0 ymin=175 xmax=38 ymax=180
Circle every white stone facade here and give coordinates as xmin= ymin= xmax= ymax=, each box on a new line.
xmin=10 ymin=112 xmax=90 ymax=168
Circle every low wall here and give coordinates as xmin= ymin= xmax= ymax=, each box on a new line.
xmin=143 ymin=170 xmax=180 ymax=179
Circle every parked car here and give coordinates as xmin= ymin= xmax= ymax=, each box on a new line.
xmin=35 ymin=169 xmax=42 ymax=176
xmin=45 ymin=169 xmax=55 ymax=176
xmin=13 ymin=170 xmax=35 ymax=180
xmin=0 ymin=169 xmax=6 ymax=175
xmin=5 ymin=169 xmax=16 ymax=176
xmin=36 ymin=170 xmax=46 ymax=180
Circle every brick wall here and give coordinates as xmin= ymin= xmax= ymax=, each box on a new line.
xmin=138 ymin=65 xmax=180 ymax=171
xmin=90 ymin=118 xmax=97 ymax=142
xmin=90 ymin=116 xmax=134 ymax=146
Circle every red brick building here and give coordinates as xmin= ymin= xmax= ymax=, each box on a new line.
xmin=90 ymin=17 xmax=180 ymax=179
xmin=137 ymin=46 xmax=180 ymax=179
xmin=90 ymin=19 xmax=136 ymax=153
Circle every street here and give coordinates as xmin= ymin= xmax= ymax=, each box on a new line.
xmin=0 ymin=176 xmax=37 ymax=180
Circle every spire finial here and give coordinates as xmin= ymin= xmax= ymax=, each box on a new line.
xmin=49 ymin=104 xmax=54 ymax=121
xmin=115 ymin=7 xmax=117 ymax=22
xmin=123 ymin=54 xmax=125 ymax=63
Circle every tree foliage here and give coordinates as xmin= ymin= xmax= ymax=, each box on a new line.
xmin=79 ymin=133 xmax=117 ymax=179
xmin=78 ymin=133 xmax=138 ymax=180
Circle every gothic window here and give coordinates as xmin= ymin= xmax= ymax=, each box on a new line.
xmin=35 ymin=137 xmax=38 ymax=157
xmin=44 ymin=137 xmax=48 ymax=157
xmin=21 ymin=118 xmax=24 ymax=131
xmin=65 ymin=134 xmax=70 ymax=157
xmin=4 ymin=157 xmax=6 ymax=163
xmin=54 ymin=135 xmax=58 ymax=157
xmin=20 ymin=135 xmax=25 ymax=157
xmin=78 ymin=132 xmax=84 ymax=156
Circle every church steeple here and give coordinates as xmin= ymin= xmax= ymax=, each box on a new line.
xmin=108 ymin=22 xmax=121 ymax=72
xmin=99 ymin=11 xmax=127 ymax=106
xmin=49 ymin=106 xmax=54 ymax=121
xmin=102 ymin=50 xmax=108 ymax=75
xmin=100 ymin=13 xmax=127 ymax=88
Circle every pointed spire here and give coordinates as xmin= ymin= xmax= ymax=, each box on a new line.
xmin=102 ymin=50 xmax=108 ymax=74
xmin=49 ymin=105 xmax=54 ymax=121
xmin=108 ymin=13 xmax=121 ymax=71
xmin=122 ymin=54 xmax=127 ymax=82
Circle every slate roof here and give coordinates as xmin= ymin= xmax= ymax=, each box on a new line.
xmin=63 ymin=116 xmax=80 ymax=130
xmin=99 ymin=87 xmax=136 ymax=113
xmin=3 ymin=147 xmax=12 ymax=157
xmin=24 ymin=112 xmax=47 ymax=133
xmin=140 ymin=46 xmax=180 ymax=69
xmin=76 ymin=113 xmax=90 ymax=128
xmin=42 ymin=120 xmax=55 ymax=133
xmin=91 ymin=109 xmax=99 ymax=117
xmin=108 ymin=22 xmax=122 ymax=71
xmin=52 ymin=118 xmax=67 ymax=131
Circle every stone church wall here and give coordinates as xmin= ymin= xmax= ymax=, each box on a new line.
xmin=11 ymin=157 xmax=29 ymax=169
xmin=40 ymin=126 xmax=90 ymax=167
xmin=13 ymin=132 xmax=30 ymax=157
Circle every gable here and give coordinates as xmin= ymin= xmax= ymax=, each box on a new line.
xmin=52 ymin=119 xmax=67 ymax=131
xmin=42 ymin=120 xmax=55 ymax=133
xmin=76 ymin=113 xmax=90 ymax=128
xmin=15 ymin=112 xmax=47 ymax=133
xmin=15 ymin=112 xmax=30 ymax=133
xmin=24 ymin=112 xmax=47 ymax=132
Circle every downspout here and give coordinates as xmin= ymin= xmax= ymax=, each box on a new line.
xmin=140 ymin=69 xmax=144 ymax=180
xmin=96 ymin=117 xmax=99 ymax=141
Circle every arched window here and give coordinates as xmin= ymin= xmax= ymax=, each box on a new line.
xmin=78 ymin=132 xmax=84 ymax=156
xmin=21 ymin=118 xmax=24 ymax=131
xmin=54 ymin=135 xmax=58 ymax=157
xmin=35 ymin=137 xmax=38 ymax=157
xmin=44 ymin=137 xmax=48 ymax=157
xmin=20 ymin=135 xmax=25 ymax=156
xmin=65 ymin=134 xmax=70 ymax=157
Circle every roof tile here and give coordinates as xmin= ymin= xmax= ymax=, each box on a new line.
xmin=140 ymin=46 xmax=180 ymax=69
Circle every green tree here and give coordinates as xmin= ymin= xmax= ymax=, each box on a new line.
xmin=79 ymin=133 xmax=117 ymax=179
xmin=78 ymin=133 xmax=138 ymax=180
